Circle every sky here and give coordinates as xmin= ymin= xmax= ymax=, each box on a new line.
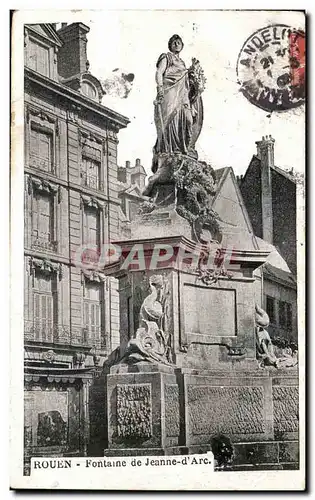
xmin=62 ymin=10 xmax=305 ymax=176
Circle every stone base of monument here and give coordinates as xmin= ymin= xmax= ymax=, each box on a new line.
xmin=102 ymin=174 xmax=299 ymax=469
xmin=104 ymin=361 xmax=298 ymax=470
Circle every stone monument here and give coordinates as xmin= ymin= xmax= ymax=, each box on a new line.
xmin=102 ymin=35 xmax=299 ymax=470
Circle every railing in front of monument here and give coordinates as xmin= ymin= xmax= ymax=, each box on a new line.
xmin=80 ymin=172 xmax=104 ymax=191
xmin=24 ymin=321 xmax=105 ymax=349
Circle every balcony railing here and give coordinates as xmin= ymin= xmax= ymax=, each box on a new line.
xmin=80 ymin=172 xmax=104 ymax=191
xmin=24 ymin=321 xmax=105 ymax=349
xmin=31 ymin=235 xmax=58 ymax=252
xmin=29 ymin=154 xmax=54 ymax=174
xmin=25 ymin=320 xmax=56 ymax=343
xmin=81 ymin=326 xmax=103 ymax=344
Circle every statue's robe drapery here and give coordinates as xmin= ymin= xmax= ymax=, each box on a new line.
xmin=153 ymin=52 xmax=203 ymax=172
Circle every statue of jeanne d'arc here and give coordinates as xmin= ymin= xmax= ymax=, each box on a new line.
xmin=152 ymin=34 xmax=206 ymax=172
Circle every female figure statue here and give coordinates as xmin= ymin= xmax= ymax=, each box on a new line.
xmin=152 ymin=34 xmax=206 ymax=172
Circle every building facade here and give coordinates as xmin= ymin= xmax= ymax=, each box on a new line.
xmin=237 ymin=136 xmax=298 ymax=342
xmin=238 ymin=135 xmax=297 ymax=276
xmin=116 ymin=158 xmax=147 ymax=237
xmin=23 ymin=23 xmax=129 ymax=470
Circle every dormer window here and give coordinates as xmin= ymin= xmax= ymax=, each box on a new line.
xmin=24 ymin=25 xmax=62 ymax=82
xmin=28 ymin=40 xmax=50 ymax=77
xmin=81 ymin=81 xmax=97 ymax=100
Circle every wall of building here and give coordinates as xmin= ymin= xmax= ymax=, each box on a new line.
xmin=272 ymin=170 xmax=297 ymax=275
xmin=263 ymin=278 xmax=297 ymax=341
xmin=239 ymin=157 xmax=263 ymax=239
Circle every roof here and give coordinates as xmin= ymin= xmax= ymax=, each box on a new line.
xmin=211 ymin=166 xmax=230 ymax=206
xmin=255 ymin=236 xmax=296 ymax=288
xmin=131 ymin=164 xmax=146 ymax=175
xmin=25 ymin=23 xmax=63 ymax=47
xmin=25 ymin=68 xmax=130 ymax=129
xmin=255 ymin=236 xmax=291 ymax=272
xmin=244 ymin=155 xmax=297 ymax=184
xmin=263 ymin=263 xmax=297 ymax=289
xmin=271 ymin=163 xmax=297 ymax=183
xmin=118 ymin=183 xmax=145 ymax=197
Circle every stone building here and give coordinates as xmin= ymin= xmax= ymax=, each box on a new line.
xmin=238 ymin=135 xmax=297 ymax=276
xmin=237 ymin=136 xmax=298 ymax=341
xmin=116 ymin=159 xmax=147 ymax=236
xmin=23 ymin=22 xmax=129 ymax=469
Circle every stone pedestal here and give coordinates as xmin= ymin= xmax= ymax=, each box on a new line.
xmin=103 ymin=223 xmax=299 ymax=469
xmin=104 ymin=362 xmax=298 ymax=469
xmin=105 ymin=363 xmax=186 ymax=456
xmin=107 ymin=235 xmax=269 ymax=368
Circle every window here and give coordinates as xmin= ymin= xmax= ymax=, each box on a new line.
xmin=33 ymin=273 xmax=57 ymax=342
xmin=83 ymin=206 xmax=100 ymax=247
xmin=81 ymin=157 xmax=101 ymax=190
xmin=279 ymin=301 xmax=293 ymax=331
xmin=128 ymin=201 xmax=140 ymax=221
xmin=28 ymin=40 xmax=50 ymax=77
xmin=83 ymin=282 xmax=103 ymax=342
xmin=265 ymin=295 xmax=276 ymax=324
xmin=81 ymin=145 xmax=102 ymax=190
xmin=30 ymin=126 xmax=53 ymax=172
xmin=81 ymin=81 xmax=97 ymax=100
xmin=32 ymin=192 xmax=56 ymax=251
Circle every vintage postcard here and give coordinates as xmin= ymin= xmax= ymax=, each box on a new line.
xmin=10 ymin=8 xmax=305 ymax=490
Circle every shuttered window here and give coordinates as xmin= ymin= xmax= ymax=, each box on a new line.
xmin=279 ymin=301 xmax=293 ymax=331
xmin=265 ymin=295 xmax=276 ymax=324
xmin=83 ymin=207 xmax=100 ymax=247
xmin=33 ymin=274 xmax=57 ymax=342
xmin=34 ymin=293 xmax=53 ymax=342
xmin=28 ymin=40 xmax=50 ymax=76
xmin=30 ymin=126 xmax=53 ymax=172
xmin=81 ymin=146 xmax=101 ymax=190
xmin=83 ymin=282 xmax=103 ymax=342
xmin=32 ymin=192 xmax=54 ymax=242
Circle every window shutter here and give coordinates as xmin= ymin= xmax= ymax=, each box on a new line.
xmin=34 ymin=293 xmax=40 ymax=340
xmin=28 ymin=41 xmax=37 ymax=71
xmin=47 ymin=294 xmax=53 ymax=342
xmin=287 ymin=303 xmax=293 ymax=331
xmin=38 ymin=132 xmax=51 ymax=171
xmin=95 ymin=303 xmax=100 ymax=341
xmin=266 ymin=295 xmax=276 ymax=324
xmin=279 ymin=301 xmax=286 ymax=328
xmin=36 ymin=44 xmax=49 ymax=77
xmin=84 ymin=301 xmax=89 ymax=327
xmin=83 ymin=210 xmax=88 ymax=245
xmin=41 ymin=295 xmax=47 ymax=341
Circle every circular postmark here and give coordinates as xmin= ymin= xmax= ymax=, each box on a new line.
xmin=237 ymin=24 xmax=305 ymax=112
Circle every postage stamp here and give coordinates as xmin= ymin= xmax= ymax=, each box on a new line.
xmin=10 ymin=8 xmax=305 ymax=492
xmin=237 ymin=24 xmax=305 ymax=112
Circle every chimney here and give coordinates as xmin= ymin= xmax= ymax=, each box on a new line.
xmin=57 ymin=23 xmax=90 ymax=79
xmin=131 ymin=158 xmax=146 ymax=190
xmin=255 ymin=135 xmax=275 ymax=243
xmin=124 ymin=160 xmax=132 ymax=185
